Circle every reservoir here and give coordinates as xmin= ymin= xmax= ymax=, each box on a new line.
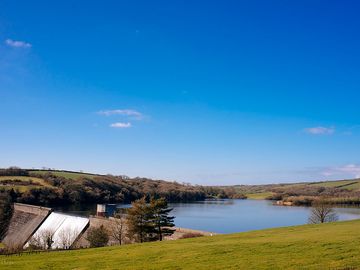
xmin=168 ymin=199 xmax=360 ymax=233
xmin=54 ymin=199 xmax=360 ymax=234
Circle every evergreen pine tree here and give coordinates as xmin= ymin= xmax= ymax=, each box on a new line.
xmin=150 ymin=197 xmax=175 ymax=241
xmin=126 ymin=197 xmax=154 ymax=243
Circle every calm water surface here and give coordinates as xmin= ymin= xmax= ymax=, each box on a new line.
xmin=168 ymin=200 xmax=360 ymax=233
xmin=54 ymin=199 xmax=360 ymax=234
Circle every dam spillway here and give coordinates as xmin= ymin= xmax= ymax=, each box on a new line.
xmin=25 ymin=212 xmax=89 ymax=249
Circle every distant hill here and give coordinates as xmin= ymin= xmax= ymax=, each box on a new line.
xmin=228 ymin=178 xmax=360 ymax=205
xmin=0 ymin=168 xmax=231 ymax=206
xmin=1 ymin=167 xmax=359 ymax=206
xmin=29 ymin=169 xmax=103 ymax=180
xmin=232 ymin=178 xmax=360 ymax=193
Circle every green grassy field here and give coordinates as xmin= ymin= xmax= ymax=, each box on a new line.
xmin=0 ymin=171 xmax=100 ymax=193
xmin=246 ymin=192 xmax=273 ymax=199
xmin=308 ymin=179 xmax=360 ymax=190
xmin=2 ymin=220 xmax=360 ymax=270
xmin=0 ymin=176 xmax=53 ymax=192
xmin=0 ymin=176 xmax=51 ymax=186
xmin=29 ymin=170 xmax=98 ymax=180
xmin=237 ymin=178 xmax=360 ymax=199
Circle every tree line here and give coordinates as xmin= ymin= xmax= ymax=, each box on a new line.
xmin=85 ymin=197 xmax=175 ymax=248
xmin=0 ymin=191 xmax=13 ymax=241
xmin=0 ymin=167 xmax=241 ymax=206
xmin=266 ymin=184 xmax=360 ymax=206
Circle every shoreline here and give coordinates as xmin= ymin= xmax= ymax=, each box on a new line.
xmin=165 ymin=227 xmax=218 ymax=240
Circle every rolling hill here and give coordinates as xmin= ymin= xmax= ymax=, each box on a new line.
xmin=230 ymin=178 xmax=360 ymax=204
xmin=1 ymin=168 xmax=360 ymax=206
xmin=2 ymin=219 xmax=360 ymax=269
xmin=0 ymin=168 xmax=227 ymax=205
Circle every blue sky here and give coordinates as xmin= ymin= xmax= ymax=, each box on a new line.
xmin=1 ymin=0 xmax=360 ymax=185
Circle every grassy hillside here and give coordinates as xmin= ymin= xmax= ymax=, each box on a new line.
xmin=0 ymin=176 xmax=53 ymax=192
xmin=228 ymin=179 xmax=360 ymax=205
xmin=0 ymin=168 xmax=226 ymax=205
xmin=29 ymin=170 xmax=99 ymax=181
xmin=2 ymin=168 xmax=360 ymax=205
xmin=308 ymin=179 xmax=360 ymax=190
xmin=2 ymin=220 xmax=360 ymax=269
xmin=233 ymin=178 xmax=360 ymax=194
xmin=245 ymin=192 xmax=273 ymax=200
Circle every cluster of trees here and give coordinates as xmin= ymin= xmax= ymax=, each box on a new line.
xmin=86 ymin=225 xmax=110 ymax=248
xmin=28 ymin=229 xmax=56 ymax=250
xmin=26 ymin=196 xmax=176 ymax=250
xmin=1 ymin=167 xmax=238 ymax=206
xmin=85 ymin=197 xmax=175 ymax=248
xmin=0 ymin=191 xmax=13 ymax=241
xmin=265 ymin=185 xmax=360 ymax=206
xmin=27 ymin=227 xmax=83 ymax=250
xmin=126 ymin=197 xmax=175 ymax=243
xmin=0 ymin=167 xmax=29 ymax=177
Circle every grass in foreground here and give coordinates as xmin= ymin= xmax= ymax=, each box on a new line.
xmin=2 ymin=220 xmax=360 ymax=270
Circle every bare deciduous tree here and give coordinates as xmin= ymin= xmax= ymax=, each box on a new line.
xmin=111 ymin=214 xmax=126 ymax=245
xmin=42 ymin=229 xmax=55 ymax=249
xmin=28 ymin=233 xmax=43 ymax=250
xmin=308 ymin=200 xmax=339 ymax=224
xmin=58 ymin=228 xmax=78 ymax=249
xmin=28 ymin=229 xmax=55 ymax=250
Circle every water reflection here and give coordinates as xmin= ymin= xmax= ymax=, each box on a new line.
xmin=53 ymin=199 xmax=360 ymax=234
xmin=168 ymin=200 xmax=360 ymax=233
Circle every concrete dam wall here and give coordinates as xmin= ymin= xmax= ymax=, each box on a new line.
xmin=3 ymin=203 xmax=51 ymax=247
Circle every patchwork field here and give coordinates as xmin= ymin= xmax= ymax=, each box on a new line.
xmin=0 ymin=176 xmax=53 ymax=192
xmin=29 ymin=170 xmax=99 ymax=181
xmin=230 ymin=178 xmax=360 ymax=199
xmin=308 ymin=179 xmax=360 ymax=190
xmin=245 ymin=192 xmax=273 ymax=200
xmin=0 ymin=170 xmax=100 ymax=192
xmin=2 ymin=220 xmax=360 ymax=270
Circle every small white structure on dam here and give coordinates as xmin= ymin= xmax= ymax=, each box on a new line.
xmin=25 ymin=212 xmax=89 ymax=249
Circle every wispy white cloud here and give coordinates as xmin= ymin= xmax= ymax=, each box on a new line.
xmin=98 ymin=109 xmax=145 ymax=129
xmin=322 ymin=164 xmax=360 ymax=178
xmin=304 ymin=126 xmax=335 ymax=135
xmin=98 ymin=109 xmax=143 ymax=119
xmin=110 ymin=122 xmax=132 ymax=128
xmin=5 ymin=39 xmax=32 ymax=48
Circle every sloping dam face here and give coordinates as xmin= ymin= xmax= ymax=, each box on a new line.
xmin=3 ymin=203 xmax=52 ymax=248
xmin=25 ymin=212 xmax=89 ymax=249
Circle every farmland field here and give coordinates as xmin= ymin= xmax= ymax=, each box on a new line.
xmin=0 ymin=176 xmax=53 ymax=192
xmin=29 ymin=170 xmax=98 ymax=180
xmin=308 ymin=179 xmax=360 ymax=190
xmin=245 ymin=192 xmax=273 ymax=199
